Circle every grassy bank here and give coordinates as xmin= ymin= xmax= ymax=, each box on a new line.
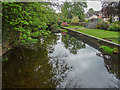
xmin=65 ymin=25 xmax=84 ymax=29
xmin=63 ymin=26 xmax=119 ymax=44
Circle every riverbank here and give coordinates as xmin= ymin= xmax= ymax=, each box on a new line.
xmin=61 ymin=26 xmax=120 ymax=45
xmin=63 ymin=26 xmax=119 ymax=44
xmin=61 ymin=26 xmax=120 ymax=54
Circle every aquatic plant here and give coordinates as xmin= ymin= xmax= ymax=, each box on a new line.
xmin=99 ymin=45 xmax=118 ymax=54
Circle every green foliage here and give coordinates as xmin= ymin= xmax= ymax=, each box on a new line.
xmin=114 ymin=21 xmax=120 ymax=24
xmin=96 ymin=21 xmax=110 ymax=30
xmin=108 ymin=23 xmax=120 ymax=31
xmin=61 ymin=2 xmax=87 ymax=21
xmin=71 ymin=16 xmax=79 ymax=24
xmin=88 ymin=8 xmax=94 ymax=12
xmin=64 ymin=18 xmax=71 ymax=23
xmin=61 ymin=29 xmax=68 ymax=33
xmin=85 ymin=19 xmax=89 ymax=23
xmin=2 ymin=2 xmax=58 ymax=45
xmin=2 ymin=58 xmax=8 ymax=61
xmin=99 ymin=45 xmax=118 ymax=54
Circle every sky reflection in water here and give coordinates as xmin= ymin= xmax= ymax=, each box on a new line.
xmin=3 ymin=33 xmax=119 ymax=88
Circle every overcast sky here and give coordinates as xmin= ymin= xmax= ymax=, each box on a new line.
xmin=54 ymin=0 xmax=102 ymax=13
xmin=86 ymin=1 xmax=102 ymax=11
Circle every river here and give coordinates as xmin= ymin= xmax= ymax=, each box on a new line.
xmin=2 ymin=33 xmax=120 ymax=88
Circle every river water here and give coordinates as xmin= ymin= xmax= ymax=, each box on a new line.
xmin=2 ymin=33 xmax=120 ymax=88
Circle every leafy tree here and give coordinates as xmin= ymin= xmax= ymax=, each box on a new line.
xmin=102 ymin=2 xmax=120 ymax=22
xmin=2 ymin=2 xmax=58 ymax=46
xmin=88 ymin=8 xmax=94 ymax=12
xmin=61 ymin=1 xmax=87 ymax=21
xmin=87 ymin=8 xmax=94 ymax=16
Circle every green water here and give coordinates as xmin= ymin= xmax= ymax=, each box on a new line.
xmin=2 ymin=33 xmax=120 ymax=88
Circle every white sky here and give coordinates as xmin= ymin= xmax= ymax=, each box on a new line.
xmin=86 ymin=1 xmax=102 ymax=12
xmin=55 ymin=0 xmax=102 ymax=13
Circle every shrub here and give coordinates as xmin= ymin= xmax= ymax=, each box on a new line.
xmin=108 ymin=23 xmax=120 ymax=31
xmin=71 ymin=16 xmax=79 ymax=24
xmin=113 ymin=21 xmax=120 ymax=24
xmin=64 ymin=18 xmax=71 ymax=24
xmin=61 ymin=22 xmax=68 ymax=27
xmin=96 ymin=21 xmax=110 ymax=30
xmin=61 ymin=29 xmax=67 ymax=33
xmin=85 ymin=19 xmax=89 ymax=23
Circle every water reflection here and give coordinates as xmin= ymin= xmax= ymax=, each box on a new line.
xmin=3 ymin=47 xmax=55 ymax=88
xmin=2 ymin=33 xmax=120 ymax=88
xmin=2 ymin=33 xmax=59 ymax=88
xmin=96 ymin=52 xmax=120 ymax=80
xmin=62 ymin=34 xmax=86 ymax=54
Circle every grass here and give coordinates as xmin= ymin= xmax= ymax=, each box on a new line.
xmin=63 ymin=26 xmax=119 ymax=44
xmin=100 ymin=45 xmax=118 ymax=54
xmin=76 ymin=29 xmax=118 ymax=38
xmin=65 ymin=25 xmax=84 ymax=29
xmin=108 ymin=38 xmax=120 ymax=44
xmin=76 ymin=29 xmax=119 ymax=44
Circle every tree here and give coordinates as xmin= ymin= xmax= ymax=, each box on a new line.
xmin=102 ymin=2 xmax=119 ymax=22
xmin=61 ymin=1 xmax=87 ymax=21
xmin=87 ymin=8 xmax=95 ymax=17
xmin=2 ymin=2 xmax=58 ymax=46
xmin=88 ymin=8 xmax=94 ymax=12
xmin=71 ymin=16 xmax=79 ymax=24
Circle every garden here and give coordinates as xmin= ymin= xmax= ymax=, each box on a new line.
xmin=61 ymin=16 xmax=120 ymax=45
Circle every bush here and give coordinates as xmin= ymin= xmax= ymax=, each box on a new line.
xmin=64 ymin=18 xmax=71 ymax=24
xmin=71 ymin=16 xmax=79 ymax=24
xmin=85 ymin=19 xmax=89 ymax=23
xmin=96 ymin=21 xmax=110 ymax=30
xmin=108 ymin=23 xmax=120 ymax=31
xmin=114 ymin=21 xmax=120 ymax=25
xmin=61 ymin=22 xmax=68 ymax=27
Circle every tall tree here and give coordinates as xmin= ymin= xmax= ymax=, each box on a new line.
xmin=88 ymin=8 xmax=94 ymax=12
xmin=102 ymin=2 xmax=119 ymax=22
xmin=2 ymin=2 xmax=58 ymax=46
xmin=61 ymin=1 xmax=87 ymax=21
xmin=87 ymin=8 xmax=95 ymax=17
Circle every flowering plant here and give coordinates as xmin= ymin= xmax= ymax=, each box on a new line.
xmin=61 ymin=22 xmax=68 ymax=26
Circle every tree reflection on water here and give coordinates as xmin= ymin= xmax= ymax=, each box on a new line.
xmin=2 ymin=33 xmax=73 ymax=88
xmin=62 ymin=34 xmax=86 ymax=54
xmin=2 ymin=33 xmax=60 ymax=88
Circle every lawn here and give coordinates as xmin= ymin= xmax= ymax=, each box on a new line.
xmin=76 ymin=29 xmax=118 ymax=38
xmin=63 ymin=26 xmax=119 ymax=44
xmin=65 ymin=25 xmax=84 ymax=29
xmin=76 ymin=29 xmax=119 ymax=44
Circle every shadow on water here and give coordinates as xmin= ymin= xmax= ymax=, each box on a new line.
xmin=2 ymin=33 xmax=120 ymax=88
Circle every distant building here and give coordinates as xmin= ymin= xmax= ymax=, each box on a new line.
xmin=85 ymin=10 xmax=118 ymax=22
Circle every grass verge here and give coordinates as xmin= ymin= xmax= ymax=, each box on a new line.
xmin=65 ymin=25 xmax=84 ymax=29
xmin=63 ymin=26 xmax=119 ymax=44
xmin=75 ymin=29 xmax=119 ymax=44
